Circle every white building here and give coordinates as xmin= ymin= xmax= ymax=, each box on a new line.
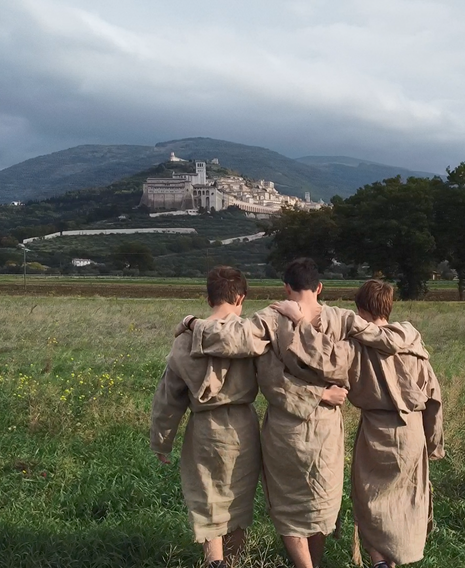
xmin=140 ymin=178 xmax=195 ymax=210
xmin=140 ymin=154 xmax=326 ymax=214
xmin=169 ymin=152 xmax=187 ymax=162
xmin=72 ymin=258 xmax=94 ymax=267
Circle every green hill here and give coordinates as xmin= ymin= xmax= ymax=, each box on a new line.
xmin=296 ymin=155 xmax=440 ymax=196
xmin=0 ymin=138 xmax=440 ymax=204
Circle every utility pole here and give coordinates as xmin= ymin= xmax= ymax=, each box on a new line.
xmin=17 ymin=244 xmax=30 ymax=291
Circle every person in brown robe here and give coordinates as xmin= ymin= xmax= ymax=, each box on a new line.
xmin=273 ymin=279 xmax=445 ymax=568
xmin=150 ymin=266 xmax=267 ymax=568
xmin=184 ymin=259 xmax=416 ymax=568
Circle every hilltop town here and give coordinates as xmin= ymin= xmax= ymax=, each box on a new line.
xmin=140 ymin=153 xmax=325 ymax=216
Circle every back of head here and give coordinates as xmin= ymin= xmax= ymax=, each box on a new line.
xmin=283 ymin=257 xmax=320 ymax=292
xmin=355 ymin=279 xmax=394 ymax=321
xmin=207 ymin=265 xmax=248 ymax=306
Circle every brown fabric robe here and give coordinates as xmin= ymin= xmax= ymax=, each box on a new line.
xmin=191 ymin=306 xmax=413 ymax=538
xmin=287 ymin=318 xmax=445 ymax=565
xmin=150 ymin=329 xmax=263 ymax=542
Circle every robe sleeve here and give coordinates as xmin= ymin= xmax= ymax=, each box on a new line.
xmin=150 ymin=366 xmax=190 ymax=455
xmin=190 ymin=312 xmax=271 ymax=358
xmin=340 ymin=310 xmax=429 ymax=357
xmin=422 ymin=362 xmax=445 ymax=460
xmin=288 ymin=321 xmax=357 ymax=382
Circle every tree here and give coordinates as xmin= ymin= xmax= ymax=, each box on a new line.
xmin=433 ymin=163 xmax=465 ymax=299
xmin=333 ymin=176 xmax=436 ymax=300
xmin=111 ymin=242 xmax=154 ymax=271
xmin=55 ymin=220 xmax=69 ymax=235
xmin=266 ymin=206 xmax=339 ymax=272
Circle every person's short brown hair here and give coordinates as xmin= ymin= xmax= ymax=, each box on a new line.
xmin=207 ymin=266 xmax=248 ymax=306
xmin=283 ymin=258 xmax=320 ymax=292
xmin=355 ymin=279 xmax=394 ymax=321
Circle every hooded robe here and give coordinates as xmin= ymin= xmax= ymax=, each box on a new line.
xmin=150 ymin=328 xmax=265 ymax=542
xmin=190 ymin=305 xmax=414 ymax=538
xmin=287 ymin=318 xmax=445 ymax=565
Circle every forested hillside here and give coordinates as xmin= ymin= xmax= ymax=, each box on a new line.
xmin=0 ymin=138 xmax=439 ymax=203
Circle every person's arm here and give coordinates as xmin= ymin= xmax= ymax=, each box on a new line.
xmin=288 ymin=319 xmax=357 ymax=381
xmin=273 ymin=301 xmax=416 ymax=355
xmin=190 ymin=311 xmax=272 ymax=359
xmin=150 ymin=366 xmax=190 ymax=463
xmin=422 ymin=362 xmax=445 ymax=460
xmin=269 ymin=300 xmax=356 ymax=382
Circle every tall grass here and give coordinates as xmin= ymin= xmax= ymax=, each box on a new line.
xmin=0 ymin=298 xmax=464 ymax=567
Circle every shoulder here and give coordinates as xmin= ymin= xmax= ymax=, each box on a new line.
xmin=167 ymin=332 xmax=192 ymax=367
xmin=255 ymin=306 xmax=280 ymax=329
xmin=320 ymin=304 xmax=356 ymax=336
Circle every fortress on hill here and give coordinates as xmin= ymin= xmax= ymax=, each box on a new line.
xmin=139 ymin=153 xmax=324 ymax=215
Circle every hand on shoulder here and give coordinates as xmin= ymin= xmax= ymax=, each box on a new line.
xmin=174 ymin=315 xmax=198 ymax=337
xmin=270 ymin=300 xmax=303 ymax=324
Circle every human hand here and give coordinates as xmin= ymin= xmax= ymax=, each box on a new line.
xmin=174 ymin=315 xmax=198 ymax=337
xmin=321 ymin=385 xmax=348 ymax=407
xmin=270 ymin=300 xmax=303 ymax=325
xmin=157 ymin=453 xmax=171 ymax=465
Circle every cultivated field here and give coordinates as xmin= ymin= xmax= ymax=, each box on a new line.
xmin=0 ymin=297 xmax=464 ymax=567
xmin=0 ymin=275 xmax=462 ymax=301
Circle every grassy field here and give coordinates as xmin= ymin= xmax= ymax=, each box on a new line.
xmin=0 ymin=275 xmax=459 ymax=287
xmin=0 ymin=298 xmax=464 ymax=567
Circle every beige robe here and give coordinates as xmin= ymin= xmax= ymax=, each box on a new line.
xmin=287 ymin=319 xmax=445 ymax=565
xmin=150 ymin=330 xmax=264 ymax=542
xmin=191 ymin=306 xmax=413 ymax=538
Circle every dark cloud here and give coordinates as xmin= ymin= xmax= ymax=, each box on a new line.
xmin=1 ymin=0 xmax=464 ymax=173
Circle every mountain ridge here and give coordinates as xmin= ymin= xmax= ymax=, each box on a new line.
xmin=0 ymin=138 xmax=440 ymax=203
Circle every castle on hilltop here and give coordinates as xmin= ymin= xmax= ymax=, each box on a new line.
xmin=139 ymin=157 xmax=324 ymax=215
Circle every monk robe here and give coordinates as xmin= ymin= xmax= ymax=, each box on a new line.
xmin=287 ymin=318 xmax=445 ymax=565
xmin=150 ymin=328 xmax=265 ymax=543
xmin=190 ymin=306 xmax=414 ymax=538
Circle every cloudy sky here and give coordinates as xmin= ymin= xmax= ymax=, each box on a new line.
xmin=1 ymin=0 xmax=465 ymax=173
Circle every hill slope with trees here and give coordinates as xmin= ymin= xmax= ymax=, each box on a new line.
xmin=0 ymin=138 xmax=439 ymax=203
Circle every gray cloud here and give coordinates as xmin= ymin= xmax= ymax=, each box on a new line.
xmin=1 ymin=0 xmax=465 ymax=173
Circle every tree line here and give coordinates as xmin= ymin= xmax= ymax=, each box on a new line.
xmin=267 ymin=163 xmax=465 ymax=300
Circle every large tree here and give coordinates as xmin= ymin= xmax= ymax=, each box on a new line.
xmin=433 ymin=163 xmax=465 ymax=299
xmin=112 ymin=241 xmax=154 ymax=271
xmin=266 ymin=206 xmax=339 ymax=272
xmin=333 ymin=176 xmax=436 ymax=300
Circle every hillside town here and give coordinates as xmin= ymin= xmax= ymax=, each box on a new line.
xmin=140 ymin=154 xmax=325 ymax=215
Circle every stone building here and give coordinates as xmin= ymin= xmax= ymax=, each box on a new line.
xmin=140 ymin=178 xmax=195 ymax=210
xmin=140 ymin=155 xmax=326 ymax=214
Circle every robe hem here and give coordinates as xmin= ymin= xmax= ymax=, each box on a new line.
xmin=273 ymin=524 xmax=336 ymax=539
xmin=193 ymin=520 xmax=251 ymax=543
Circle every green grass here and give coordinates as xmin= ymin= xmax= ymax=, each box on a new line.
xmin=0 ymin=274 xmax=459 ymax=288
xmin=0 ymin=298 xmax=464 ymax=567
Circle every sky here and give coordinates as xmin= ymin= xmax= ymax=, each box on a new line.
xmin=1 ymin=0 xmax=465 ymax=173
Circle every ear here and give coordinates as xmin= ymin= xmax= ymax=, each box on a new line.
xmin=235 ymin=294 xmax=246 ymax=306
xmin=316 ymin=282 xmax=323 ymax=295
xmin=284 ymin=283 xmax=292 ymax=297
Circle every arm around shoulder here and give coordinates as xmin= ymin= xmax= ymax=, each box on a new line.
xmin=288 ymin=320 xmax=356 ymax=383
xmin=190 ymin=312 xmax=271 ymax=358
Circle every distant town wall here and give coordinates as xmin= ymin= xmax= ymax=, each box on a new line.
xmin=23 ymin=227 xmax=197 ymax=243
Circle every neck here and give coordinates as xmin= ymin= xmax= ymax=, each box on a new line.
xmin=209 ymin=303 xmax=238 ymax=320
xmin=288 ymin=289 xmax=321 ymax=321
xmin=373 ymin=317 xmax=388 ymax=326
xmin=288 ymin=289 xmax=319 ymax=306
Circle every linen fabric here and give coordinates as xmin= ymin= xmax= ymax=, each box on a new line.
xmin=287 ymin=315 xmax=445 ymax=565
xmin=191 ymin=306 xmax=412 ymax=538
xmin=150 ymin=330 xmax=262 ymax=542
